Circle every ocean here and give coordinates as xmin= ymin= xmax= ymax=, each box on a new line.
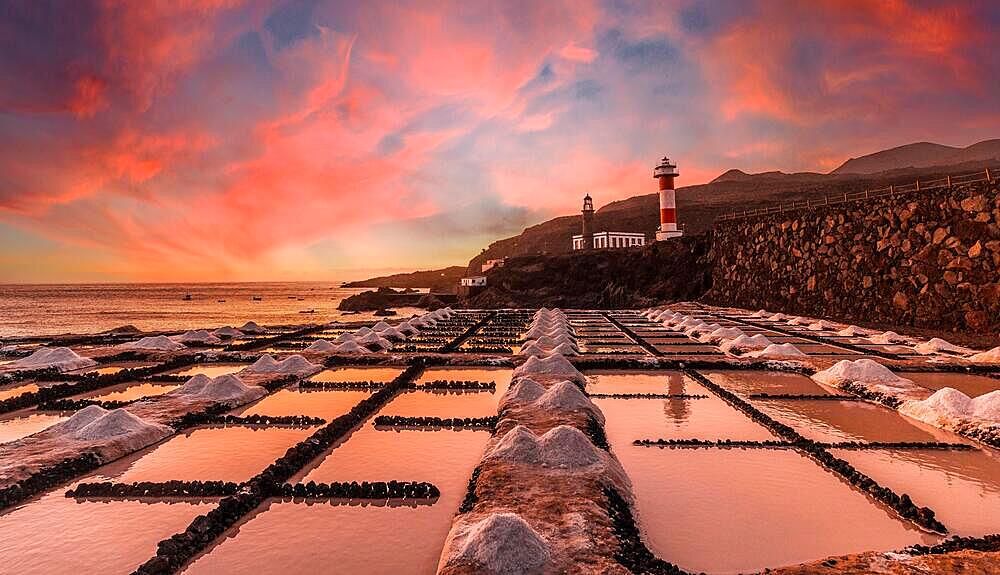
xmin=0 ymin=282 xmax=425 ymax=338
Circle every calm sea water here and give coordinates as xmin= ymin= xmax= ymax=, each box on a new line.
xmin=0 ymin=283 xmax=425 ymax=338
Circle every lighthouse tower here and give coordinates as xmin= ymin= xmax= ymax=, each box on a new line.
xmin=654 ymin=156 xmax=682 ymax=240
xmin=581 ymin=194 xmax=595 ymax=250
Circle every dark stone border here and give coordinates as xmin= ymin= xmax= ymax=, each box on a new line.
xmin=372 ymin=415 xmax=498 ymax=430
xmin=278 ymin=480 xmax=439 ymax=500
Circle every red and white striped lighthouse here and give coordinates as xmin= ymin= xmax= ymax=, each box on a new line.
xmin=654 ymin=156 xmax=682 ymax=240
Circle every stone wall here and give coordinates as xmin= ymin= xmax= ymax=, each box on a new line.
xmin=706 ymin=179 xmax=999 ymax=334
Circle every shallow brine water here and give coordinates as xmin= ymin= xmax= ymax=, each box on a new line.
xmin=78 ymin=381 xmax=179 ymax=402
xmin=308 ymin=367 xmax=404 ymax=383
xmin=705 ymin=370 xmax=844 ymax=397
xmin=585 ymin=371 xmax=694 ymax=395
xmin=92 ymin=425 xmax=317 ymax=483
xmin=0 ymin=491 xmax=207 ymax=575
xmin=753 ymin=399 xmax=960 ymax=444
xmin=596 ymin=396 xmax=776 ymax=442
xmin=181 ymin=497 xmax=459 ymax=575
xmin=830 ymin=448 xmax=1000 ymax=536
xmin=612 ymin=448 xmax=935 ymax=573
xmin=904 ymin=372 xmax=1000 ymax=398
xmin=171 ymin=364 xmax=252 ymax=378
xmin=0 ymin=411 xmax=68 ymax=444
xmin=235 ymin=389 xmax=372 ymax=420
xmin=0 ymin=382 xmax=38 ymax=401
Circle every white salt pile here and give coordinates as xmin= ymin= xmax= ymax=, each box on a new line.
xmin=335 ymin=341 xmax=371 ymax=354
xmin=355 ymin=331 xmax=392 ymax=350
xmin=169 ymin=373 xmax=267 ymax=404
xmin=901 ymin=388 xmax=1000 ymax=431
xmin=487 ymin=425 xmax=543 ymax=464
xmin=239 ymin=321 xmax=266 ymax=334
xmin=699 ymin=327 xmax=744 ymax=344
xmin=451 ymin=513 xmax=549 ymax=575
xmin=242 ymin=354 xmax=321 ymax=376
xmin=807 ymin=320 xmax=834 ymax=331
xmin=548 ymin=342 xmax=580 ymax=356
xmin=967 ymin=346 xmax=1000 ymax=364
xmin=377 ymin=326 xmax=406 ymax=340
xmin=173 ymin=330 xmax=222 ymax=345
xmin=533 ymin=381 xmax=603 ymax=423
xmin=354 ymin=327 xmax=374 ymax=337
xmin=396 ymin=321 xmax=420 ymax=336
xmin=119 ymin=336 xmax=186 ymax=352
xmin=685 ymin=323 xmax=720 ymax=337
xmin=305 ymin=340 xmax=337 ymax=353
xmin=869 ymin=331 xmax=908 ymax=344
xmin=517 ymin=342 xmax=549 ymax=357
xmin=913 ymin=338 xmax=971 ymax=355
xmin=751 ymin=309 xmax=769 ymax=318
xmin=486 ymin=425 xmax=602 ymax=468
xmin=6 ymin=347 xmax=97 ymax=372
xmin=333 ymin=333 xmax=356 ymax=344
xmin=812 ymin=359 xmax=908 ymax=385
xmin=48 ymin=405 xmax=172 ymax=445
xmin=836 ymin=325 xmax=868 ymax=336
xmin=513 ymin=354 xmax=585 ymax=385
xmin=213 ymin=326 xmax=244 ymax=338
xmin=767 ymin=313 xmax=788 ymax=321
xmin=499 ymin=378 xmax=546 ymax=408
xmin=72 ymin=408 xmax=172 ymax=441
xmin=787 ymin=316 xmax=810 ymax=326
xmin=719 ymin=334 xmax=772 ymax=354
xmin=744 ymin=343 xmax=807 ymax=359
xmin=538 ymin=425 xmax=602 ymax=467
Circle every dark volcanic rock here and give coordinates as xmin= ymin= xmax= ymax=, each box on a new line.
xmin=337 ymin=287 xmax=424 ymax=311
xmin=461 ymin=235 xmax=712 ymax=309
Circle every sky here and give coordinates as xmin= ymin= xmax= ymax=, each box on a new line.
xmin=1 ymin=0 xmax=998 ymax=283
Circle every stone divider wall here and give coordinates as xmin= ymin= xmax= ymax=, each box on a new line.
xmin=705 ymin=179 xmax=999 ymax=334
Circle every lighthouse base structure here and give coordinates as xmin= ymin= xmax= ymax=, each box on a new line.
xmin=656 ymin=228 xmax=683 ymax=241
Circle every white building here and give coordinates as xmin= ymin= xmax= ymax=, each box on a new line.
xmin=460 ymin=276 xmax=487 ymax=287
xmin=572 ymin=231 xmax=646 ymax=250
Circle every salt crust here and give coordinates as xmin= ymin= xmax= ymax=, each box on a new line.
xmin=241 ymin=354 xmax=321 ymax=377
xmin=744 ymin=343 xmax=807 ymax=358
xmin=168 ymin=373 xmax=267 ymax=404
xmin=119 ymin=335 xmax=186 ymax=351
xmin=450 ymin=512 xmax=549 ymax=575
xmin=6 ymin=347 xmax=97 ymax=372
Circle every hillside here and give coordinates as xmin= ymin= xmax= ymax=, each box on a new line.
xmin=342 ymin=266 xmax=466 ymax=291
xmin=467 ymin=157 xmax=998 ymax=273
xmin=833 ymin=139 xmax=1000 ymax=174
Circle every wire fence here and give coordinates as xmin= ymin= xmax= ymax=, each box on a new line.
xmin=716 ymin=165 xmax=997 ymax=223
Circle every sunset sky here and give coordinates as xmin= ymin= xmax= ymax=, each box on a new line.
xmin=1 ymin=0 xmax=998 ymax=282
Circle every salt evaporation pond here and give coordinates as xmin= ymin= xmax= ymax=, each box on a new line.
xmin=92 ymin=425 xmax=317 ymax=483
xmin=0 ymin=491 xmax=207 ymax=575
xmin=611 ymin=448 xmax=934 ymax=573
xmin=308 ymin=367 xmax=404 ymax=383
xmin=78 ymin=381 xmax=179 ymax=402
xmin=905 ymin=372 xmax=1000 ymax=398
xmin=830 ymin=448 xmax=1000 ymax=535
xmin=0 ymin=382 xmax=39 ymax=401
xmin=705 ymin=370 xmax=844 ymax=397
xmin=754 ymin=399 xmax=959 ymax=443
xmin=595 ymin=396 xmax=777 ymax=442
xmin=235 ymin=389 xmax=372 ymax=419
xmin=192 ymin=403 xmax=491 ymax=574
xmin=172 ymin=363 xmax=252 ymax=378
xmin=181 ymin=498 xmax=454 ymax=575
xmin=585 ymin=371 xmax=694 ymax=395
xmin=0 ymin=411 xmax=68 ymax=444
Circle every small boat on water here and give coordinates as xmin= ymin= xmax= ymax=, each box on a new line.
xmin=252 ymin=296 xmax=262 ymax=301
xmin=182 ymin=294 xmax=192 ymax=301
xmin=299 ymin=309 xmax=316 ymax=314
xmin=217 ymin=299 xmax=226 ymax=303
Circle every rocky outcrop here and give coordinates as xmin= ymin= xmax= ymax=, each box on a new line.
xmin=337 ymin=287 xmax=426 ymax=311
xmin=462 ymin=235 xmax=712 ymax=309
xmin=707 ymin=179 xmax=999 ymax=334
